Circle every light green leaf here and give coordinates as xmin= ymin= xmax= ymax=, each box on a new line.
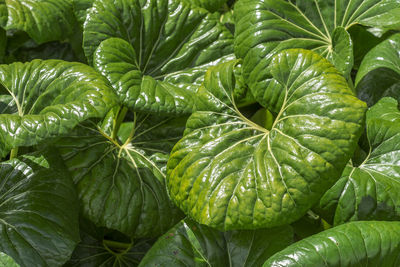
xmin=167 ymin=50 xmax=366 ymax=230
xmin=355 ymin=33 xmax=400 ymax=106
xmin=318 ymin=97 xmax=400 ymax=225
xmin=330 ymin=27 xmax=354 ymax=79
xmin=0 ymin=0 xmax=76 ymax=44
xmin=85 ymin=0 xmax=234 ymax=114
xmin=0 ymin=151 xmax=80 ymax=267
xmin=139 ymin=218 xmax=293 ymax=267
xmin=234 ymin=0 xmax=400 ymax=102
xmin=264 ymin=221 xmax=400 ymax=266
xmin=56 ymin=112 xmax=185 ymax=238
xmin=0 ymin=252 xmax=18 ymax=267
xmin=0 ymin=59 xmax=118 ymax=158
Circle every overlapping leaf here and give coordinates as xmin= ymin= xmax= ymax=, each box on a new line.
xmin=355 ymin=33 xmax=400 ymax=106
xmin=0 ymin=59 xmax=118 ymax=158
xmin=234 ymin=0 xmax=400 ymax=103
xmin=264 ymin=221 xmax=400 ymax=266
xmin=184 ymin=0 xmax=227 ymax=12
xmin=167 ymin=50 xmax=366 ymax=230
xmin=139 ymin=218 xmax=293 ymax=267
xmin=0 ymin=0 xmax=76 ymax=44
xmin=318 ymin=97 xmax=400 ymax=225
xmin=0 ymin=151 xmax=80 ymax=267
xmin=56 ymin=111 xmax=185 ymax=238
xmin=84 ymin=0 xmax=234 ymax=114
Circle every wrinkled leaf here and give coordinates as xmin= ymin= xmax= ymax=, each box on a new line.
xmin=318 ymin=97 xmax=400 ymax=225
xmin=355 ymin=33 xmax=400 ymax=106
xmin=139 ymin=218 xmax=293 ymax=267
xmin=0 ymin=151 xmax=80 ymax=267
xmin=234 ymin=0 xmax=400 ymax=103
xmin=167 ymin=50 xmax=366 ymax=230
xmin=56 ymin=112 xmax=185 ymax=238
xmin=264 ymin=221 xmax=400 ymax=266
xmin=85 ymin=0 xmax=234 ymax=114
xmin=0 ymin=0 xmax=77 ymax=44
xmin=0 ymin=59 xmax=118 ymax=158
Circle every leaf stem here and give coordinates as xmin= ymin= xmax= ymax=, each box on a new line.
xmin=9 ymin=148 xmax=18 ymax=159
xmin=112 ymin=106 xmax=128 ymax=140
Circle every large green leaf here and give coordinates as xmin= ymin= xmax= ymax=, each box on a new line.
xmin=139 ymin=218 xmax=293 ymax=267
xmin=234 ymin=0 xmax=400 ymax=102
xmin=0 ymin=151 xmax=80 ymax=267
xmin=264 ymin=221 xmax=400 ymax=266
xmin=56 ymin=111 xmax=185 ymax=238
xmin=355 ymin=33 xmax=400 ymax=106
xmin=85 ymin=0 xmax=234 ymax=114
xmin=66 ymin=219 xmax=153 ymax=267
xmin=0 ymin=0 xmax=77 ymax=44
xmin=184 ymin=0 xmax=227 ymax=12
xmin=0 ymin=59 xmax=118 ymax=158
xmin=317 ymin=97 xmax=400 ymax=225
xmin=167 ymin=50 xmax=366 ymax=230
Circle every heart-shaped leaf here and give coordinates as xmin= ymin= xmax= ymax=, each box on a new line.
xmin=234 ymin=0 xmax=400 ymax=103
xmin=56 ymin=111 xmax=185 ymax=238
xmin=355 ymin=33 xmax=400 ymax=106
xmin=85 ymin=0 xmax=234 ymax=114
xmin=317 ymin=97 xmax=400 ymax=225
xmin=0 ymin=151 xmax=80 ymax=267
xmin=0 ymin=60 xmax=118 ymax=158
xmin=167 ymin=50 xmax=366 ymax=230
xmin=0 ymin=0 xmax=77 ymax=44
xmin=264 ymin=221 xmax=400 ymax=266
xmin=139 ymin=218 xmax=293 ymax=267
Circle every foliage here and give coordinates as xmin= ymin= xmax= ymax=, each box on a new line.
xmin=0 ymin=0 xmax=399 ymax=266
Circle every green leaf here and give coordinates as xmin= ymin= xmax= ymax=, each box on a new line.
xmin=72 ymin=0 xmax=94 ymax=27
xmin=167 ymin=50 xmax=366 ymax=230
xmin=0 ymin=151 xmax=80 ymax=267
xmin=0 ymin=252 xmax=18 ymax=267
xmin=85 ymin=0 xmax=234 ymax=114
xmin=264 ymin=221 xmax=400 ymax=266
xmin=139 ymin=218 xmax=293 ymax=267
xmin=0 ymin=59 xmax=118 ymax=158
xmin=355 ymin=33 xmax=400 ymax=106
xmin=0 ymin=0 xmax=77 ymax=44
xmin=56 ymin=112 xmax=185 ymax=238
xmin=234 ymin=0 xmax=400 ymax=101
xmin=66 ymin=220 xmax=153 ymax=267
xmin=318 ymin=97 xmax=400 ymax=225
xmin=184 ymin=0 xmax=227 ymax=12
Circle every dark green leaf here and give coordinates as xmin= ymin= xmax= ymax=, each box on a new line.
xmin=85 ymin=0 xmax=234 ymax=114
xmin=167 ymin=50 xmax=366 ymax=230
xmin=355 ymin=33 xmax=400 ymax=106
xmin=56 ymin=112 xmax=185 ymax=238
xmin=184 ymin=0 xmax=227 ymax=12
xmin=0 ymin=0 xmax=77 ymax=44
xmin=0 ymin=60 xmax=118 ymax=158
xmin=139 ymin=218 xmax=293 ymax=267
xmin=234 ymin=0 xmax=400 ymax=102
xmin=0 ymin=151 xmax=80 ymax=267
xmin=264 ymin=221 xmax=400 ymax=266
xmin=318 ymin=97 xmax=400 ymax=225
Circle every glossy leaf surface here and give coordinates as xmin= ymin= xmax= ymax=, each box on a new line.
xmin=139 ymin=218 xmax=293 ymax=267
xmin=56 ymin=112 xmax=185 ymax=238
xmin=0 ymin=0 xmax=76 ymax=43
xmin=167 ymin=50 xmax=366 ymax=230
xmin=0 ymin=60 xmax=118 ymax=158
xmin=0 ymin=151 xmax=80 ymax=267
xmin=234 ymin=0 xmax=400 ymax=102
xmin=355 ymin=33 xmax=400 ymax=106
xmin=318 ymin=97 xmax=400 ymax=225
xmin=264 ymin=221 xmax=400 ymax=266
xmin=85 ymin=0 xmax=234 ymax=114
